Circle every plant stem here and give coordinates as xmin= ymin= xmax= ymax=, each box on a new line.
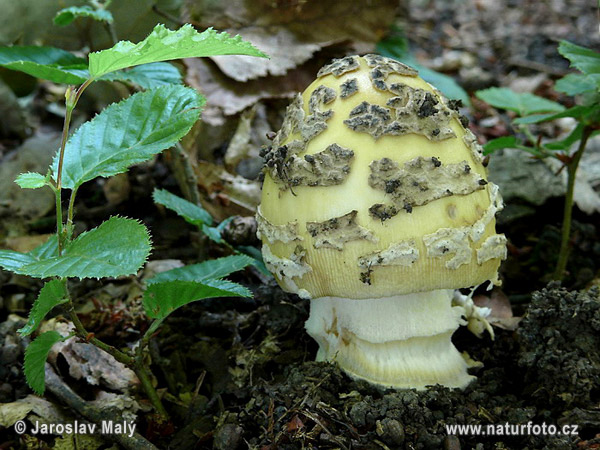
xmin=56 ymin=80 xmax=93 ymax=253
xmin=134 ymin=361 xmax=169 ymax=419
xmin=54 ymin=190 xmax=64 ymax=256
xmin=62 ymin=279 xmax=169 ymax=418
xmin=54 ymin=78 xmax=169 ymax=418
xmin=66 ymin=187 xmax=79 ymax=240
xmin=167 ymin=143 xmax=200 ymax=205
xmin=133 ymin=318 xmax=168 ymax=418
xmin=553 ymin=126 xmax=593 ymax=280
xmin=66 ymin=297 xmax=132 ymax=366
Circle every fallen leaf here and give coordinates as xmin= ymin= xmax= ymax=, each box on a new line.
xmin=41 ymin=320 xmax=138 ymax=392
xmin=473 ymin=289 xmax=521 ymax=331
xmin=211 ymin=28 xmax=326 ymax=82
xmin=4 ymin=234 xmax=53 ymax=253
xmin=195 ymin=160 xmax=261 ymax=221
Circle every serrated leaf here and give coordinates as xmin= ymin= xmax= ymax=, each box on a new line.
xmin=153 ymin=188 xmax=212 ymax=226
xmin=18 ymin=280 xmax=68 ymax=337
xmin=143 ymin=279 xmax=252 ymax=319
xmin=0 ymin=236 xmax=58 ymax=275
xmin=148 ymin=254 xmax=253 ymax=285
xmin=237 ymin=245 xmax=272 ymax=277
xmin=88 ymin=24 xmax=267 ymax=79
xmin=0 ymin=46 xmax=88 ymax=84
xmin=102 ymin=62 xmax=182 ymax=89
xmin=53 ymin=85 xmax=204 ymax=190
xmin=15 ymin=172 xmax=47 ymax=189
xmin=202 ymin=221 xmax=230 ymax=245
xmin=558 ymin=40 xmax=600 ymax=76
xmin=21 ymin=217 xmax=151 ymax=279
xmin=24 ymin=331 xmax=65 ymax=395
xmin=29 ymin=236 xmax=60 ymax=261
xmin=0 ymin=251 xmax=37 ymax=274
xmin=482 ymin=136 xmax=518 ymax=155
xmin=475 ymin=87 xmax=565 ymax=116
xmin=54 ymin=6 xmax=113 ymax=26
xmin=555 ymin=73 xmax=600 ymax=96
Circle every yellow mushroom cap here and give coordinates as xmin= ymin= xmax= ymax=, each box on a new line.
xmin=258 ymin=55 xmax=506 ymax=299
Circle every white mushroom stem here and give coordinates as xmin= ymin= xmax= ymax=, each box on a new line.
xmin=304 ymin=290 xmax=477 ymax=389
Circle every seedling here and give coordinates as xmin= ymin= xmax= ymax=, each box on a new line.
xmin=476 ymin=41 xmax=600 ymax=281
xmin=0 ymin=23 xmax=266 ymax=417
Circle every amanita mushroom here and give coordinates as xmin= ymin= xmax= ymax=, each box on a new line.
xmin=257 ymin=54 xmax=506 ymax=389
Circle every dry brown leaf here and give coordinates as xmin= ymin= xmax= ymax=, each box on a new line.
xmin=102 ymin=172 xmax=131 ymax=206
xmin=185 ymin=57 xmax=316 ymax=119
xmin=473 ymin=289 xmax=521 ymax=331
xmin=211 ymin=28 xmax=326 ymax=82
xmin=187 ymin=0 xmax=398 ymax=52
xmin=41 ymin=320 xmax=138 ymax=392
xmin=224 ymin=104 xmax=272 ymax=178
xmin=195 ymin=160 xmax=261 ymax=221
xmin=4 ymin=234 xmax=53 ymax=253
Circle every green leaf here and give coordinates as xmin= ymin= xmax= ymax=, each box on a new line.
xmin=147 ymin=254 xmax=253 ymax=285
xmin=0 ymin=236 xmax=58 ymax=275
xmin=54 ymin=6 xmax=113 ymax=26
xmin=543 ymin=124 xmax=584 ymax=151
xmin=21 ymin=217 xmax=151 ymax=279
xmin=513 ymin=105 xmax=599 ymax=125
xmin=482 ymin=136 xmax=518 ymax=155
xmin=143 ymin=279 xmax=252 ymax=319
xmin=153 ymin=188 xmax=213 ymax=226
xmin=24 ymin=331 xmax=65 ymax=395
xmin=0 ymin=46 xmax=88 ymax=84
xmin=411 ymin=63 xmax=471 ymax=107
xmin=237 ymin=245 xmax=272 ymax=277
xmin=102 ymin=62 xmax=182 ymax=89
xmin=18 ymin=280 xmax=68 ymax=337
xmin=201 ymin=217 xmax=234 ymax=245
xmin=29 ymin=236 xmax=60 ymax=261
xmin=475 ymin=87 xmax=565 ymax=116
xmin=558 ymin=40 xmax=600 ymax=76
xmin=555 ymin=73 xmax=600 ymax=95
xmin=0 ymin=251 xmax=37 ymax=274
xmin=15 ymin=172 xmax=47 ymax=189
xmin=54 ymin=85 xmax=204 ymax=190
xmin=88 ymin=24 xmax=267 ymax=79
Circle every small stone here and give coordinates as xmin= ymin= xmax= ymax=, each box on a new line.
xmin=377 ymin=418 xmax=405 ymax=445
xmin=213 ymin=423 xmax=244 ymax=450
xmin=444 ymin=435 xmax=461 ymax=450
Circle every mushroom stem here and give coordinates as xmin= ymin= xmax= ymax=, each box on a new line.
xmin=304 ymin=289 xmax=475 ymax=389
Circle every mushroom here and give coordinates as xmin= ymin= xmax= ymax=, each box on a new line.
xmin=257 ymin=55 xmax=507 ymax=389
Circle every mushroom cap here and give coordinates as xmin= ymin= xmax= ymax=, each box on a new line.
xmin=258 ymin=55 xmax=506 ymax=299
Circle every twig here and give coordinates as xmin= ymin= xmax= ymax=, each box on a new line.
xmin=65 ymin=283 xmax=169 ymax=418
xmin=45 ymin=364 xmax=158 ymax=450
xmin=151 ymin=4 xmax=184 ymax=26
xmin=553 ymin=126 xmax=594 ymax=280
xmin=166 ymin=143 xmax=201 ymax=205
xmin=507 ymin=57 xmax=569 ymax=77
